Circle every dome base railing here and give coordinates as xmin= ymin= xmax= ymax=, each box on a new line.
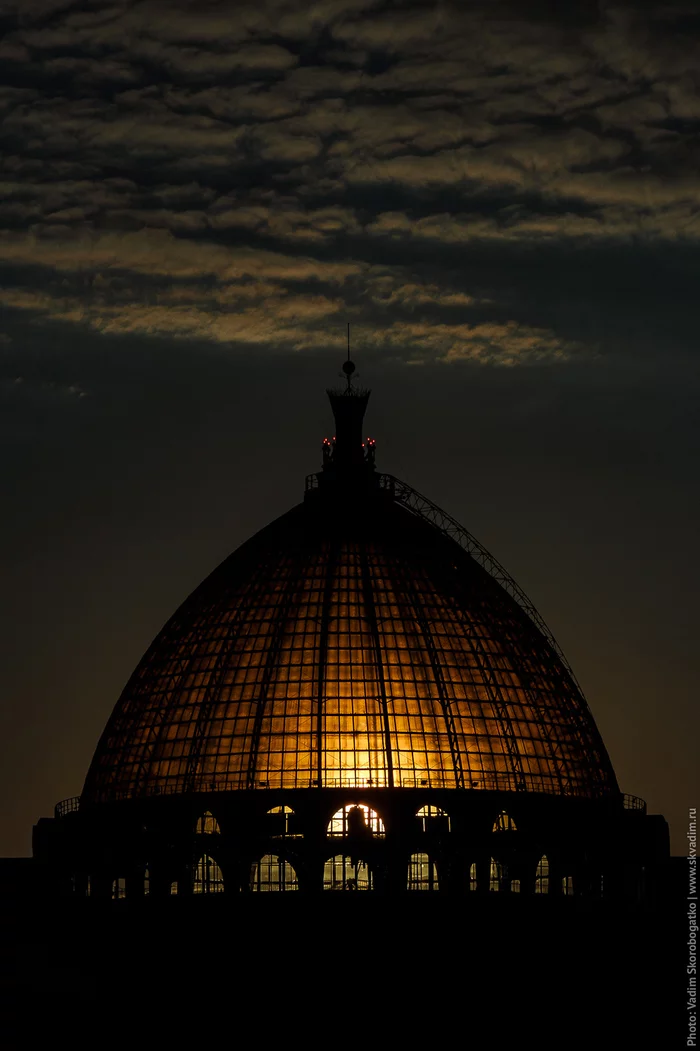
xmin=54 ymin=780 xmax=635 ymax=816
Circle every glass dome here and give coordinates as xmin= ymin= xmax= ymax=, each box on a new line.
xmin=82 ymin=469 xmax=617 ymax=803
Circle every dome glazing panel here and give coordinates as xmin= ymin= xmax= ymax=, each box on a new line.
xmin=83 ymin=488 xmax=617 ymax=803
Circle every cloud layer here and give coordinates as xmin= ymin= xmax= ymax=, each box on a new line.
xmin=1 ymin=0 xmax=699 ymax=363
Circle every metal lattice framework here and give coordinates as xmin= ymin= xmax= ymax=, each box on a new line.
xmin=82 ymin=469 xmax=618 ymax=805
xmin=306 ymin=471 xmax=581 ymax=689
xmin=377 ymin=474 xmax=582 ymax=688
xmin=306 ymin=468 xmax=614 ymax=799
xmin=376 ymin=473 xmax=610 ymax=796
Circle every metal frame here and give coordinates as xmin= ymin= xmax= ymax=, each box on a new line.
xmin=82 ymin=468 xmax=618 ymax=803
xmin=306 ymin=470 xmax=583 ymax=689
xmin=378 ymin=474 xmax=582 ymax=687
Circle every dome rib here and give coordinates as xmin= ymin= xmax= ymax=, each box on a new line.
xmin=243 ymin=546 xmax=313 ymax=791
xmin=314 ymin=538 xmax=336 ymax=788
xmin=359 ymin=544 xmax=395 ymax=788
xmin=180 ymin=560 xmax=273 ymax=794
xmin=382 ymin=542 xmax=466 ymax=789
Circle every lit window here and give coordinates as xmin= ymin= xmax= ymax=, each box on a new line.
xmin=407 ymin=853 xmax=439 ymax=891
xmin=170 ymin=881 xmax=178 ymax=896
xmin=86 ymin=876 xmax=91 ymax=898
xmin=492 ymin=811 xmax=517 ymax=832
xmin=510 ymin=879 xmax=520 ymax=894
xmin=535 ymin=855 xmax=549 ymax=894
xmin=112 ymin=877 xmax=126 ymax=900
xmin=193 ymin=854 xmax=224 ymax=894
xmin=267 ymin=805 xmax=300 ymax=838
xmin=468 ymin=862 xmax=477 ymax=891
xmin=324 ymin=855 xmax=372 ymax=891
xmin=489 ymin=858 xmax=505 ymax=892
xmin=195 ymin=811 xmax=220 ymax=835
xmin=416 ymin=805 xmax=450 ymax=833
xmin=562 ymin=875 xmax=574 ymax=896
xmin=144 ymin=867 xmax=150 ymax=896
xmin=250 ymin=854 xmax=298 ymax=892
xmin=327 ymin=804 xmax=385 ymax=837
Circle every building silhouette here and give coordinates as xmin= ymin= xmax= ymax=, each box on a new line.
xmin=2 ymin=361 xmax=675 ymax=1031
xmin=35 ymin=359 xmax=668 ymax=903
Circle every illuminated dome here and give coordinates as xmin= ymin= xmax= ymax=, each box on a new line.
xmin=83 ymin=379 xmax=617 ymax=805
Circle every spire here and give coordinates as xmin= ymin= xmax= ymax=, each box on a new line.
xmin=343 ymin=321 xmax=355 ymax=390
xmin=321 ymin=329 xmax=376 ymax=482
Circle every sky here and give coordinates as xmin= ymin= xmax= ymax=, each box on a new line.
xmin=0 ymin=0 xmax=698 ymax=856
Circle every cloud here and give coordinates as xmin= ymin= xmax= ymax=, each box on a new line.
xmin=0 ymin=0 xmax=697 ymax=367
xmin=0 ymin=227 xmax=368 ymax=285
xmin=371 ymin=319 xmax=574 ymax=366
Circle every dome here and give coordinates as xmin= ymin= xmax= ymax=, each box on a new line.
xmin=83 ymin=383 xmax=617 ymax=805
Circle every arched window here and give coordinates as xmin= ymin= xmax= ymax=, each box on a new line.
xmin=195 ymin=811 xmax=220 ymax=835
xmin=112 ymin=877 xmax=126 ymax=900
xmin=489 ymin=858 xmax=506 ymax=892
xmin=468 ymin=862 xmax=478 ymax=892
xmin=170 ymin=881 xmax=178 ymax=896
xmin=562 ymin=875 xmax=574 ymax=896
xmin=193 ymin=854 xmax=224 ymax=894
xmin=327 ymin=804 xmax=385 ymax=838
xmin=492 ymin=811 xmax=517 ymax=832
xmin=407 ymin=853 xmax=439 ymax=891
xmin=250 ymin=854 xmax=298 ymax=892
xmin=535 ymin=855 xmax=549 ymax=894
xmin=416 ymin=805 xmax=450 ymax=833
xmin=267 ymin=806 xmax=300 ymax=838
xmin=323 ymin=855 xmax=373 ymax=891
xmin=510 ymin=879 xmax=521 ymax=894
